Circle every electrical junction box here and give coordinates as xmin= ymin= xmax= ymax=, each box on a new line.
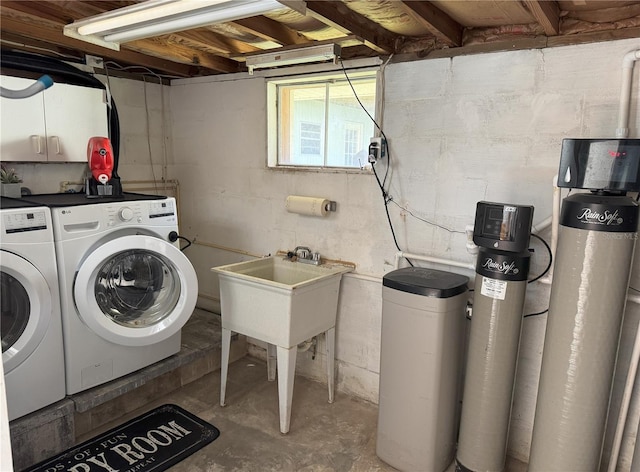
xmin=369 ymin=137 xmax=386 ymax=162
xmin=473 ymin=201 xmax=534 ymax=253
xmin=558 ymin=138 xmax=640 ymax=192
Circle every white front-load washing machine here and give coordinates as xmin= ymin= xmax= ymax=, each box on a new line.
xmin=1 ymin=197 xmax=66 ymax=421
xmin=20 ymin=193 xmax=198 ymax=394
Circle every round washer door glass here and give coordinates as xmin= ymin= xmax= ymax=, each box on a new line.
xmin=74 ymin=235 xmax=198 ymax=347
xmin=1 ymin=272 xmax=30 ymax=352
xmin=0 ymin=251 xmax=51 ymax=373
xmin=95 ymin=249 xmax=180 ymax=328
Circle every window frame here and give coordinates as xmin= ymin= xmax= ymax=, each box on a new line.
xmin=267 ymin=69 xmax=379 ymax=172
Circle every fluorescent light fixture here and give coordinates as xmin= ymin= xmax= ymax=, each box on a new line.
xmin=245 ymin=43 xmax=341 ymax=74
xmin=64 ymin=0 xmax=285 ymax=51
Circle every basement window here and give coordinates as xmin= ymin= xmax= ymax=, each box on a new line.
xmin=267 ymin=71 xmax=377 ymax=169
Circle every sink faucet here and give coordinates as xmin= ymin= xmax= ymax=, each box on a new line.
xmin=294 ymin=246 xmax=311 ymax=259
xmin=293 ymin=246 xmax=321 ymax=265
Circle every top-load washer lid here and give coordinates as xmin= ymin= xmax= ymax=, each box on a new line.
xmin=18 ymin=192 xmax=166 ymax=207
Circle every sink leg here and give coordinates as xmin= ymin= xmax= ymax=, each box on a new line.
xmin=220 ymin=327 xmax=231 ymax=407
xmin=326 ymin=327 xmax=335 ymax=403
xmin=276 ymin=345 xmax=297 ymax=434
xmin=267 ymin=343 xmax=277 ymax=381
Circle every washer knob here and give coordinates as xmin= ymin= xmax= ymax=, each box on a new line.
xmin=119 ymin=207 xmax=134 ymax=221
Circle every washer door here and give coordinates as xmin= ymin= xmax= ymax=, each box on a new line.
xmin=1 ymin=251 xmax=51 ymax=374
xmin=74 ymin=235 xmax=198 ymax=347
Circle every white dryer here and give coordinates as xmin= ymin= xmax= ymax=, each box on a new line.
xmin=21 ymin=193 xmax=198 ymax=395
xmin=1 ymin=197 xmax=65 ymax=421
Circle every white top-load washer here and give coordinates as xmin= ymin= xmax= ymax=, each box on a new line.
xmin=1 ymin=197 xmax=66 ymax=421
xmin=20 ymin=193 xmax=198 ymax=394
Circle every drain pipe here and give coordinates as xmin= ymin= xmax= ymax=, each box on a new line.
xmin=616 ymin=49 xmax=640 ymax=138
xmin=0 ymin=75 xmax=53 ymax=99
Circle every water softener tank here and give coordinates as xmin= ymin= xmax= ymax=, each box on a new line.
xmin=456 ymin=201 xmax=533 ymax=472
xmin=529 ymin=193 xmax=638 ymax=471
xmin=376 ymin=268 xmax=469 ymax=472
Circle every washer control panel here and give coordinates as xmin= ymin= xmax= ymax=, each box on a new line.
xmin=3 ymin=210 xmax=47 ymax=234
xmin=103 ymin=198 xmax=177 ymax=227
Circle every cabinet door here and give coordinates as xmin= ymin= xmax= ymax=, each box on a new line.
xmin=0 ymin=76 xmax=47 ymax=162
xmin=44 ymin=83 xmax=109 ymax=162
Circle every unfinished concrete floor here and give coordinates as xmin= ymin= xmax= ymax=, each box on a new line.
xmin=76 ymin=355 xmax=528 ymax=472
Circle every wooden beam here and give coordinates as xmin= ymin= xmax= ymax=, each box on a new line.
xmin=128 ymin=37 xmax=241 ymax=73
xmin=174 ymin=29 xmax=261 ymax=56
xmin=0 ymin=15 xmax=200 ymax=77
xmin=401 ymin=1 xmax=462 ymax=47
xmin=0 ymin=31 xmax=85 ymax=61
xmin=232 ymin=15 xmax=310 ymax=46
xmin=523 ymin=1 xmax=560 ymax=36
xmin=547 ymin=25 xmax=640 ymax=47
xmin=305 ymin=1 xmax=395 ymax=54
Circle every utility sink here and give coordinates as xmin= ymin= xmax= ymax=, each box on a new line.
xmin=212 ymin=256 xmax=352 ymax=347
xmin=211 ymin=256 xmax=353 ymax=433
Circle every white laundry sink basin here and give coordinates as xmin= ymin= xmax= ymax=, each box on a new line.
xmin=212 ymin=256 xmax=352 ymax=347
xmin=212 ymin=255 xmax=353 ymax=434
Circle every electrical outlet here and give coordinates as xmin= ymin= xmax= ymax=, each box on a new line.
xmin=85 ymin=54 xmax=104 ymax=69
xmin=369 ymin=137 xmax=387 ymax=161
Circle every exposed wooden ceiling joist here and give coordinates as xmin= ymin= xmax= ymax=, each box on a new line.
xmin=175 ymin=30 xmax=261 ymax=57
xmin=523 ymin=1 xmax=561 ymax=35
xmin=232 ymin=16 xmax=310 ymax=46
xmin=128 ymin=37 xmax=240 ymax=74
xmin=0 ymin=16 xmax=202 ymax=77
xmin=401 ymin=1 xmax=463 ymax=47
xmin=1 ymin=1 xmax=638 ymax=81
xmin=305 ymin=1 xmax=396 ymax=54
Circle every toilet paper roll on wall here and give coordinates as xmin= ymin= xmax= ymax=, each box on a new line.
xmin=286 ymin=196 xmax=332 ymax=217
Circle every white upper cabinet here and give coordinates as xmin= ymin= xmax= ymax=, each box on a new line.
xmin=0 ymin=75 xmax=109 ymax=162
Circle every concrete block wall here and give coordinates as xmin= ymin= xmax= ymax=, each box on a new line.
xmin=7 ymin=38 xmax=639 ymax=467
xmin=170 ymin=38 xmax=640 ymax=466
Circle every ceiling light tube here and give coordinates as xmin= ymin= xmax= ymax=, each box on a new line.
xmin=64 ymin=0 xmax=285 ymax=50
xmin=77 ymin=0 xmax=231 ymax=36
xmin=104 ymin=0 xmax=281 ymax=43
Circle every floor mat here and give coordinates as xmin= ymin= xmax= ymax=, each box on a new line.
xmin=23 ymin=404 xmax=220 ymax=472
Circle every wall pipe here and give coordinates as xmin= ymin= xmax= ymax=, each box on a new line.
xmin=539 ymin=175 xmax=561 ymax=285
xmin=394 ymin=251 xmax=475 ymax=271
xmin=616 ymin=49 xmax=640 ymax=138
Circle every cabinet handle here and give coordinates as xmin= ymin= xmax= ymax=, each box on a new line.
xmin=29 ymin=135 xmax=45 ymax=154
xmin=50 ymin=136 xmax=62 ymax=155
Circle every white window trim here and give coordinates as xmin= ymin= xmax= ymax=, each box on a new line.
xmin=267 ymin=68 xmax=380 ymax=172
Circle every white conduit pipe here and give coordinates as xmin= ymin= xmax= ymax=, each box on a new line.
xmin=532 ymin=215 xmax=552 ymax=235
xmin=540 ymin=175 xmax=561 ymax=285
xmin=616 ymin=49 xmax=640 ymax=138
xmin=609 ymin=48 xmax=640 ymax=472
xmin=394 ymin=251 xmax=475 ymax=271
